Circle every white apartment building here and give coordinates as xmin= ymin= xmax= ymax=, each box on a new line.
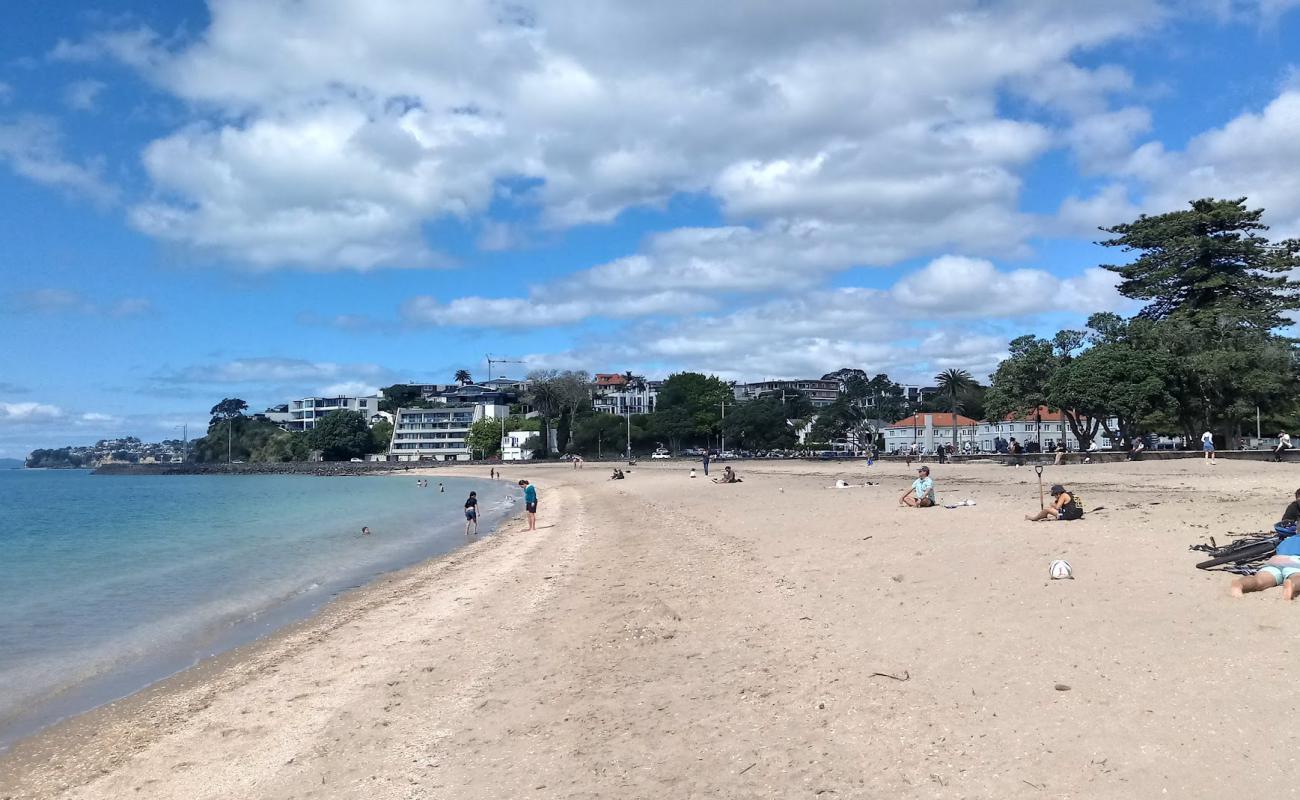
xmin=593 ymin=381 xmax=662 ymax=416
xmin=283 ymin=395 xmax=382 ymax=431
xmin=389 ymin=403 xmax=508 ymax=461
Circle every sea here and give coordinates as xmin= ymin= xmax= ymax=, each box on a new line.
xmin=0 ymin=468 xmax=518 ymax=750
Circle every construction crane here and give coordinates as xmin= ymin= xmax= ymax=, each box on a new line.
xmin=485 ymin=354 xmax=525 ymax=383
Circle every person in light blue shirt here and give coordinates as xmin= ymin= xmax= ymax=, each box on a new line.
xmin=518 ymin=479 xmax=538 ymax=531
xmin=900 ymin=466 xmax=935 ymax=508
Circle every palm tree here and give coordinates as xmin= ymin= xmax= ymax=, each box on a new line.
xmin=934 ymin=369 xmax=974 ymax=450
xmin=454 ymin=369 xmax=472 ymax=386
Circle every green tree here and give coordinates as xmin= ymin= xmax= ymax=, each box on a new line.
xmin=454 ymin=369 xmax=472 ymax=385
xmin=1048 ymin=343 xmax=1174 ymax=448
xmin=251 ymin=431 xmax=311 ymax=462
xmin=369 ymin=419 xmax=393 ymax=453
xmin=571 ymin=413 xmax=626 ymax=457
xmin=807 ymin=395 xmax=863 ymax=445
xmin=1101 ymin=198 xmax=1300 ymax=329
xmin=866 ymin=374 xmax=910 ymax=423
xmin=524 ymin=370 xmax=591 ymax=457
xmin=934 ymin=369 xmax=973 ymax=447
xmin=721 ymin=398 xmax=797 ymax=450
xmin=209 ymin=397 xmax=248 ymax=425
xmin=307 ymin=410 xmax=375 ymax=461
xmin=755 ymin=388 xmax=815 ymax=420
xmin=655 ymin=372 xmax=733 ymax=450
xmin=466 ymin=417 xmax=502 ymax=458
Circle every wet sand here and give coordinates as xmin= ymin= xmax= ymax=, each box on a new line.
xmin=2 ymin=458 xmax=1297 ymax=799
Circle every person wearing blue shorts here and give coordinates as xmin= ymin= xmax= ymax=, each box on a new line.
xmin=1201 ymin=430 xmax=1215 ymax=463
xmin=1232 ymin=491 xmax=1300 ymax=598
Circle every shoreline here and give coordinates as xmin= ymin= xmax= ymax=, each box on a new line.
xmin=7 ymin=459 xmax=1300 ymax=797
xmin=0 ymin=472 xmax=519 ymax=765
xmin=0 ymin=470 xmax=539 ymax=797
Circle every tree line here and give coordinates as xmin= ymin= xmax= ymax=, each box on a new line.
xmin=985 ymin=198 xmax=1300 ymax=448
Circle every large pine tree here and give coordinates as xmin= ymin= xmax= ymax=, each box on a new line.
xmin=1101 ymin=198 xmax=1300 ymax=330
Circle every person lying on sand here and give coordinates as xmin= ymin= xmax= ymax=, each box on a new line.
xmin=900 ymin=466 xmax=935 ymax=507
xmin=712 ymin=466 xmax=742 ymax=484
xmin=1026 ymin=484 xmax=1084 ymax=521
xmin=1231 ymin=530 xmax=1300 ymax=599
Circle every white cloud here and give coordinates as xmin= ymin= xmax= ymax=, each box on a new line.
xmin=402 ymin=290 xmax=713 ymax=328
xmin=318 ymin=381 xmax=380 ymax=397
xmin=521 ymin=256 xmax=1132 ymax=383
xmin=0 ymin=116 xmax=118 ymax=205
xmin=61 ymin=0 xmax=1161 ymax=269
xmin=63 ymin=79 xmax=107 ymax=112
xmin=1109 ymin=89 xmax=1300 ymax=239
xmin=0 ymin=402 xmax=64 ymax=422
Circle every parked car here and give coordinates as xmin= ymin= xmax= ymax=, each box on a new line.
xmin=651 ymin=452 xmax=672 ymax=459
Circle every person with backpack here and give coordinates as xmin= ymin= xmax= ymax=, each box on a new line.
xmin=1025 ymin=484 xmax=1084 ymax=521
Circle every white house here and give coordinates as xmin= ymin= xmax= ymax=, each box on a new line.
xmin=502 ymin=430 xmax=540 ymax=461
xmin=283 ymin=395 xmax=382 ymax=432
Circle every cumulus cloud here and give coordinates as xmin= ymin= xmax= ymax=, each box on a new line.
xmin=60 ymin=0 xmax=1162 ymax=269
xmin=0 ymin=116 xmax=118 ymax=205
xmin=1115 ymin=89 xmax=1300 ymax=239
xmin=0 ymin=402 xmax=64 ymax=422
xmin=519 ymin=256 xmax=1132 ymax=383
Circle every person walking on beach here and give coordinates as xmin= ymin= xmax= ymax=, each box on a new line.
xmin=464 ymin=491 xmax=479 ymax=535
xmin=900 ymin=466 xmax=935 ymax=507
xmin=1202 ymin=430 xmax=1215 ymax=463
xmin=518 ymin=479 xmax=538 ymax=530
xmin=702 ymin=450 xmax=710 ymax=477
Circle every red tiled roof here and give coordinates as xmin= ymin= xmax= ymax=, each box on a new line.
xmin=1002 ymin=405 xmax=1066 ymax=422
xmin=594 ymin=373 xmax=628 ymax=386
xmin=889 ymin=413 xmax=981 ymax=429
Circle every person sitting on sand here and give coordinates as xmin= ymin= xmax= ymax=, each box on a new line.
xmin=1230 ymin=529 xmax=1300 ymax=600
xmin=1127 ymin=438 xmax=1145 ymax=461
xmin=1274 ymin=431 xmax=1292 ymax=462
xmin=610 ymin=468 xmax=625 ymax=480
xmin=1282 ymin=488 xmax=1300 ymax=525
xmin=900 ymin=466 xmax=935 ymax=507
xmin=712 ymin=465 xmax=742 ymax=484
xmin=1026 ymin=484 xmax=1084 ymax=521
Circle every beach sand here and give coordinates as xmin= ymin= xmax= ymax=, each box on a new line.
xmin=3 ymin=457 xmax=1298 ymax=799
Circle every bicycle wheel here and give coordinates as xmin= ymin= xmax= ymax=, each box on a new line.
xmin=1196 ymin=540 xmax=1277 ymax=569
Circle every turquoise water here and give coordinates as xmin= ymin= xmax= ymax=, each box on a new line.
xmin=0 ymin=469 xmax=517 ymax=748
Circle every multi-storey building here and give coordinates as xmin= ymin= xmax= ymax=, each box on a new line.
xmin=733 ymin=379 xmax=841 ymax=408
xmin=389 ymin=403 xmax=509 ymax=461
xmin=593 ymin=380 xmax=662 ymax=416
xmin=283 ymin=395 xmax=381 ymax=431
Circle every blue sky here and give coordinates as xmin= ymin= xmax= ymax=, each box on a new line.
xmin=2 ymin=0 xmax=1300 ymax=457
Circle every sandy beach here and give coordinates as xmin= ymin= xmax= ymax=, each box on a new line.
xmin=3 ymin=457 xmax=1298 ymax=799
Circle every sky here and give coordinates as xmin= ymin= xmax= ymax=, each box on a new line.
xmin=2 ymin=0 xmax=1300 ymax=457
